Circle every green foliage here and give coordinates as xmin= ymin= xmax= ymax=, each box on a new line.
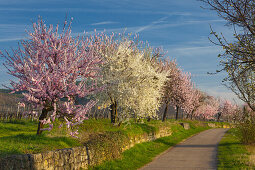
xmin=86 ymin=131 xmax=129 ymax=166
xmin=217 ymin=128 xmax=252 ymax=169
xmin=237 ymin=117 xmax=255 ymax=145
xmin=234 ymin=109 xmax=255 ymax=145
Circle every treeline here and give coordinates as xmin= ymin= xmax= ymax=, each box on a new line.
xmin=0 ymin=18 xmax=240 ymax=136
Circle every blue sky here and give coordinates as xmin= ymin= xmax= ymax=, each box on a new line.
xmin=0 ymin=0 xmax=242 ymax=104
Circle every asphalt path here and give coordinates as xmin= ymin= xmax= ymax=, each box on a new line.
xmin=140 ymin=128 xmax=229 ymax=170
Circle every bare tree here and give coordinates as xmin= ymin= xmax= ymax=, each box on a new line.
xmin=200 ymin=0 xmax=255 ymax=110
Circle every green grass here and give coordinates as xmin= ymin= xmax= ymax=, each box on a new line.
xmin=89 ymin=123 xmax=209 ymax=170
xmin=0 ymin=117 xmax=216 ymax=168
xmin=217 ymin=128 xmax=253 ymax=169
xmin=0 ymin=120 xmax=81 ymax=157
xmin=0 ymin=119 xmax=184 ymax=157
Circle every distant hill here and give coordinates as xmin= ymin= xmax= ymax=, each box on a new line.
xmin=0 ymin=89 xmax=23 ymax=107
xmin=0 ymin=88 xmax=91 ymax=106
xmin=0 ymin=89 xmax=24 ymax=94
xmin=0 ymin=89 xmax=11 ymax=93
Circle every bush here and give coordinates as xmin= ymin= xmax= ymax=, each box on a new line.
xmin=236 ymin=108 xmax=255 ymax=144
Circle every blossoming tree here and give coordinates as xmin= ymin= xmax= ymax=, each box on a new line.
xmin=219 ymin=100 xmax=238 ymax=122
xmin=162 ymin=59 xmax=195 ymax=121
xmin=193 ymin=95 xmax=220 ymax=120
xmin=184 ymin=88 xmax=201 ymax=119
xmin=98 ymin=37 xmax=168 ymax=123
xmin=1 ymin=19 xmax=103 ymax=136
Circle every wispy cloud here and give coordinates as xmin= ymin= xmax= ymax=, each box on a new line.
xmin=0 ymin=37 xmax=24 ymax=42
xmin=0 ymin=7 xmax=193 ymax=17
xmin=135 ymin=16 xmax=168 ymax=33
xmin=186 ymin=19 xmax=225 ymax=24
xmin=134 ymin=19 xmax=226 ymax=34
xmin=91 ymin=21 xmax=118 ymax=26
xmin=0 ymin=24 xmax=27 ymax=32
xmin=0 ymin=24 xmax=28 ymax=42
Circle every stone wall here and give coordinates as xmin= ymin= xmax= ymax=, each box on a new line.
xmin=0 ymin=126 xmax=173 ymax=170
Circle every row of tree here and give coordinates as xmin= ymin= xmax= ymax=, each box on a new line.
xmin=0 ymin=19 xmax=238 ymax=136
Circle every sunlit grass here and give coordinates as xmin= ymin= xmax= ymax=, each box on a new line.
xmin=0 ymin=119 xmax=181 ymax=157
xmin=217 ymin=128 xmax=254 ymax=169
xmin=0 ymin=120 xmax=80 ymax=157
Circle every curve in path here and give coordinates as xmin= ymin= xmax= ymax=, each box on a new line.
xmin=140 ymin=128 xmax=229 ymax=170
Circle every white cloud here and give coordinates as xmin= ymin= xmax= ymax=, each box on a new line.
xmin=135 ymin=16 xmax=168 ymax=33
xmin=91 ymin=21 xmax=118 ymax=26
xmin=134 ymin=19 xmax=227 ymax=34
xmin=0 ymin=7 xmax=192 ymax=16
xmin=0 ymin=37 xmax=25 ymax=42
xmin=186 ymin=19 xmax=225 ymax=24
xmin=0 ymin=24 xmax=29 ymax=42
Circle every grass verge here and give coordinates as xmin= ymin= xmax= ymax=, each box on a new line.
xmin=0 ymin=119 xmax=210 ymax=159
xmin=0 ymin=119 xmax=183 ymax=157
xmin=0 ymin=120 xmax=81 ymax=157
xmin=217 ymin=128 xmax=255 ymax=169
xmin=90 ymin=123 xmax=209 ymax=170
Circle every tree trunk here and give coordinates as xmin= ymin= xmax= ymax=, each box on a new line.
xmin=217 ymin=112 xmax=222 ymax=122
xmin=134 ymin=113 xmax=137 ymax=123
xmin=190 ymin=110 xmax=194 ymax=120
xmin=115 ymin=101 xmax=118 ymax=123
xmin=110 ymin=101 xmax=117 ymax=124
xmin=190 ymin=108 xmax=197 ymax=120
xmin=175 ymin=106 xmax=179 ymax=120
xmin=186 ymin=114 xmax=189 ymax=119
xmin=162 ymin=102 xmax=169 ymax=122
xmin=110 ymin=103 xmax=115 ymax=123
xmin=37 ymin=107 xmax=49 ymax=135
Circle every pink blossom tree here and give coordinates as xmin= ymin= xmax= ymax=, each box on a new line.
xmin=162 ymin=59 xmax=195 ymax=121
xmin=219 ymin=100 xmax=238 ymax=122
xmin=184 ymin=88 xmax=202 ymax=119
xmin=193 ymin=95 xmax=220 ymax=120
xmin=1 ymin=19 xmax=103 ymax=136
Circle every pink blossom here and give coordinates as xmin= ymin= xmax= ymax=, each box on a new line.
xmin=1 ymin=18 xmax=103 ymax=135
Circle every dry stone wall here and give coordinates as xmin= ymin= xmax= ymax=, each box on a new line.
xmin=0 ymin=126 xmax=173 ymax=170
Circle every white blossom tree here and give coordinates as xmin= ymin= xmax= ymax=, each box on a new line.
xmin=98 ymin=37 xmax=168 ymax=123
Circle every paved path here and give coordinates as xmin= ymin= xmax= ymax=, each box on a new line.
xmin=140 ymin=128 xmax=229 ymax=170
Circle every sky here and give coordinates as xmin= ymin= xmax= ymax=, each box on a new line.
xmin=0 ymin=0 xmax=243 ymax=104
